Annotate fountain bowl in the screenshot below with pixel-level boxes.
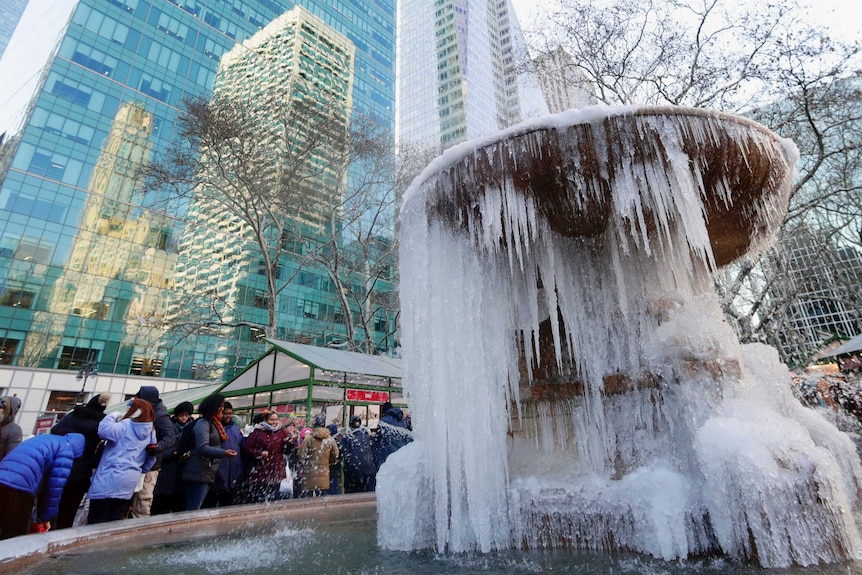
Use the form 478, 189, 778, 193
422, 105, 795, 267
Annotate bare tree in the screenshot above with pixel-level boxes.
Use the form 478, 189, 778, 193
524, 0, 862, 363
143, 88, 399, 355
281, 113, 402, 354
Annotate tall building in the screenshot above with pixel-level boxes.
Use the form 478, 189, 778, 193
0, 0, 395, 433
533, 47, 597, 113
0, 0, 28, 60
767, 229, 862, 365
396, 0, 547, 151
167, 7, 362, 377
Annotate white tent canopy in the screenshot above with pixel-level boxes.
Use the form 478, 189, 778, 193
219, 339, 402, 395
819, 333, 862, 359
105, 382, 224, 414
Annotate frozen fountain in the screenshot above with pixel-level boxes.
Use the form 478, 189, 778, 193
379, 106, 862, 568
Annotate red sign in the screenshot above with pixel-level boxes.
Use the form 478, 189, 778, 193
346, 389, 389, 403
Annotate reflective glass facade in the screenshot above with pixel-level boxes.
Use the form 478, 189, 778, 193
396, 0, 542, 151
0, 0, 396, 383
0, 0, 28, 59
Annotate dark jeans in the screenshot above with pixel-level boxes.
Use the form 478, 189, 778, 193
203, 487, 239, 508
54, 481, 89, 529
0, 484, 34, 540
185, 481, 211, 511
344, 473, 375, 494
88, 497, 131, 524
152, 492, 185, 515
241, 483, 281, 504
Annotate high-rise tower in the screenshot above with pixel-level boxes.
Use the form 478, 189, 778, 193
0, 0, 28, 60
396, 0, 547, 152
0, 0, 395, 430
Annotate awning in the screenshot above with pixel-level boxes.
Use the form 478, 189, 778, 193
816, 333, 862, 360
105, 382, 224, 415
219, 339, 402, 395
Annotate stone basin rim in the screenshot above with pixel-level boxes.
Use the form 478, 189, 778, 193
412, 104, 788, 191
0, 493, 377, 575
415, 104, 793, 268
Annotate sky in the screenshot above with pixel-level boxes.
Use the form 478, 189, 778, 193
509, 0, 860, 44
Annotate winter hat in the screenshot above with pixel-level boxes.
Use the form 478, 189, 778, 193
174, 401, 194, 417
312, 414, 327, 428
350, 415, 362, 427
380, 401, 393, 415
135, 385, 160, 405
86, 393, 112, 411
0, 396, 21, 421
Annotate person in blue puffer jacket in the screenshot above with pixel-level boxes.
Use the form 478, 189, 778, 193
87, 398, 157, 524
0, 432, 85, 540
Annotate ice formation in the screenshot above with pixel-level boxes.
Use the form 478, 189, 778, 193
377, 106, 862, 567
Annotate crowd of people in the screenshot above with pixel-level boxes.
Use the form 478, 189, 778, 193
0, 389, 413, 540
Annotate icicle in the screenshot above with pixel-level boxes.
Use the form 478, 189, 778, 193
381, 105, 861, 568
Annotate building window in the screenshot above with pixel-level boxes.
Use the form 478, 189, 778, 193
298, 271, 320, 288
192, 363, 218, 380
29, 151, 66, 180
257, 261, 283, 279
146, 228, 170, 251
52, 80, 92, 107
0, 338, 19, 365
253, 290, 270, 309
130, 357, 163, 377
58, 347, 99, 371
0, 289, 36, 309
72, 299, 113, 320
46, 390, 78, 413
302, 300, 319, 319
374, 316, 387, 333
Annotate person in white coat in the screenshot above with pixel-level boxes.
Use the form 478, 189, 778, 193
87, 398, 156, 524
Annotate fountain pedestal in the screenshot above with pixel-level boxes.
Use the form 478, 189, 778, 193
383, 105, 862, 567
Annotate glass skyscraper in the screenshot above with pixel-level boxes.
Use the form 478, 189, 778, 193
0, 0, 396, 423
396, 0, 546, 151
0, 0, 28, 60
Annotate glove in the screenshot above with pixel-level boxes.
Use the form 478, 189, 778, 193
29, 521, 50, 533
145, 443, 159, 456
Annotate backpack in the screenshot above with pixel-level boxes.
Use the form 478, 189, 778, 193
177, 418, 199, 461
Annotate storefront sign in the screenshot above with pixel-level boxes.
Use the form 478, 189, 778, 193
346, 389, 389, 403
33, 414, 57, 435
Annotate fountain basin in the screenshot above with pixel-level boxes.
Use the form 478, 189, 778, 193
0, 494, 375, 574
7, 493, 862, 575
421, 106, 795, 267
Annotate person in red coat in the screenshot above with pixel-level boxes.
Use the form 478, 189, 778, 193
241, 411, 290, 503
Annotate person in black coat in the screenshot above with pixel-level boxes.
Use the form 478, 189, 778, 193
374, 405, 414, 470
130, 385, 176, 517
182, 394, 237, 510
152, 401, 194, 515
339, 415, 376, 493
50, 393, 111, 529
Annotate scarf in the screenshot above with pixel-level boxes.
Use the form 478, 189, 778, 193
261, 421, 280, 432
211, 416, 227, 442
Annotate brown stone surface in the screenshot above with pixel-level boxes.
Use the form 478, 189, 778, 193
425, 106, 792, 268
681, 358, 742, 380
